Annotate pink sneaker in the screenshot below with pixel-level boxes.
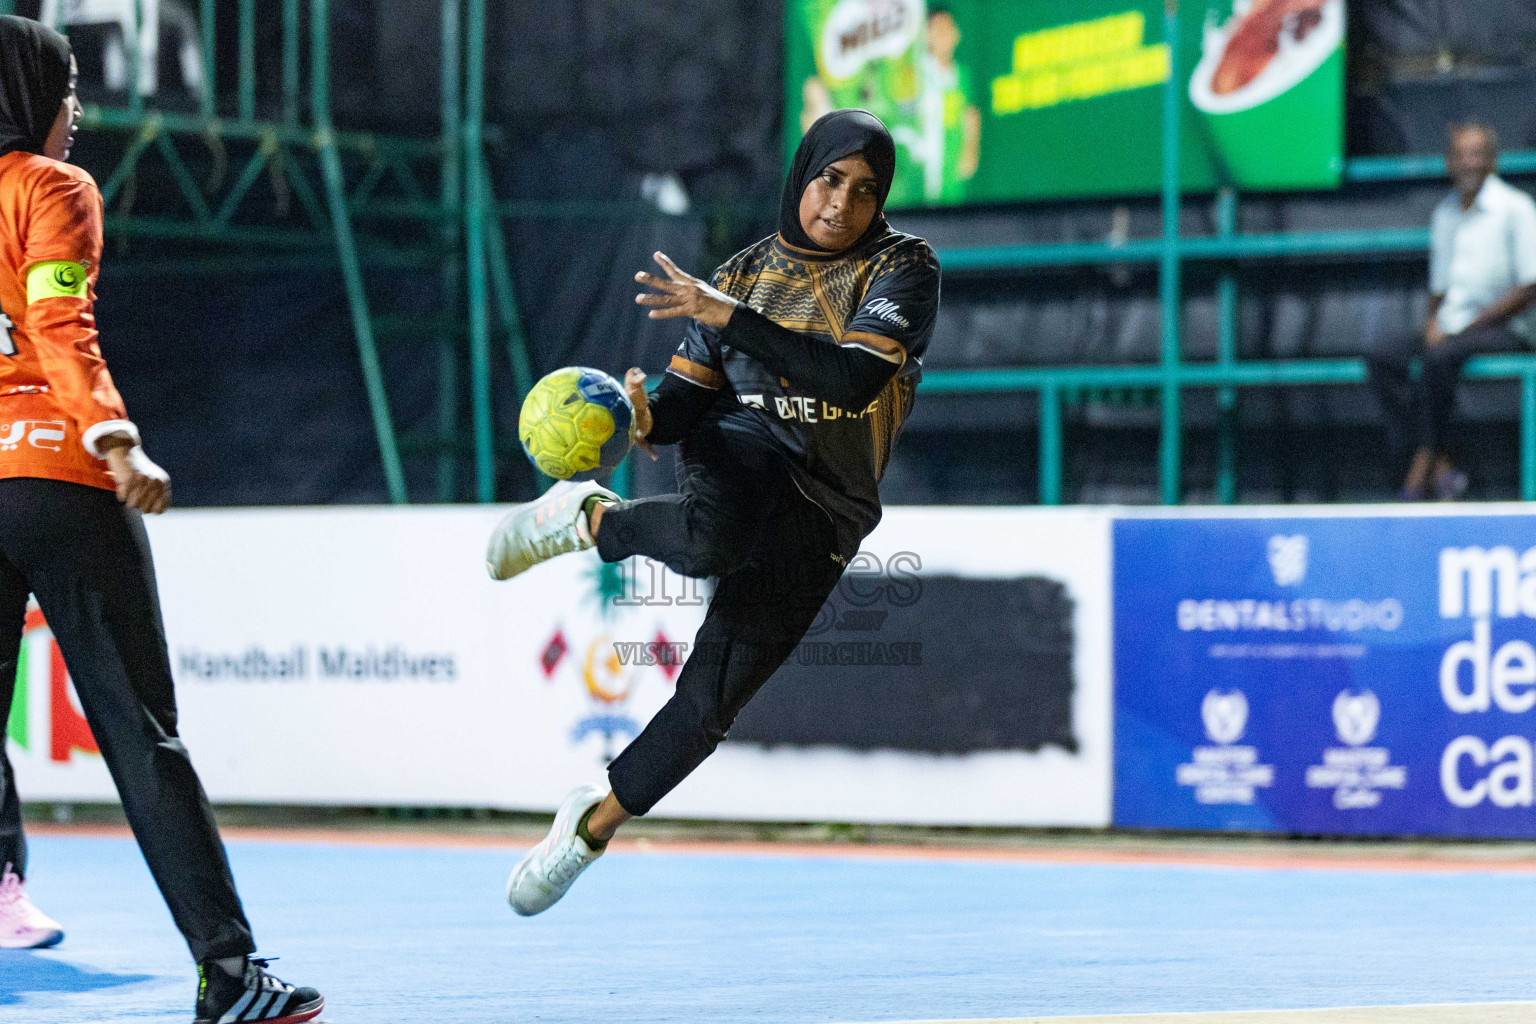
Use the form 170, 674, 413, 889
0, 863, 65, 949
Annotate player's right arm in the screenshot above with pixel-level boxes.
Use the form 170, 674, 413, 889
623, 265, 729, 453
22, 167, 170, 512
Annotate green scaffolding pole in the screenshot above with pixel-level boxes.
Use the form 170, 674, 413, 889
483, 194, 554, 496
312, 0, 407, 503
199, 0, 215, 118
1525, 371, 1536, 502
483, 157, 535, 405
1039, 386, 1063, 505
1158, 0, 1182, 506
1215, 187, 1238, 504
239, 0, 257, 121
123, 1, 142, 116
464, 0, 495, 502
437, 0, 463, 503
283, 0, 302, 126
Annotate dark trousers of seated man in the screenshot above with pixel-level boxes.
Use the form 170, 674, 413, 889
1366, 323, 1527, 458
594, 418, 846, 816
0, 478, 254, 962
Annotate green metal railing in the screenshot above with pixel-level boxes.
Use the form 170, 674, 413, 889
25, 0, 535, 505
22, 0, 1536, 507
925, 0, 1536, 506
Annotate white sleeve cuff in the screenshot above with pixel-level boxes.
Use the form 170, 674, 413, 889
83, 419, 141, 458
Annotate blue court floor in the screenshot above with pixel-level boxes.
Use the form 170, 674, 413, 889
5, 832, 1536, 1023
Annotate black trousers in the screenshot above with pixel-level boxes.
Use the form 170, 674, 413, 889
1367, 323, 1526, 455
0, 478, 254, 962
596, 422, 846, 815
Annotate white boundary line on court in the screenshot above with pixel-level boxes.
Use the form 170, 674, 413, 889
27, 824, 1536, 875
839, 999, 1536, 1023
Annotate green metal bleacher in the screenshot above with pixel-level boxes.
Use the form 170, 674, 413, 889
923, 6, 1536, 506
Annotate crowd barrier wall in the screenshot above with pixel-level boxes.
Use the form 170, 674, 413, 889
13, 502, 1531, 836
6, 507, 1113, 827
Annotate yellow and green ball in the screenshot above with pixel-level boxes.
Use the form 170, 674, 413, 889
518, 366, 635, 479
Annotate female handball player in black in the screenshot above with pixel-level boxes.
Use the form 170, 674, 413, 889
486, 109, 940, 915
0, 17, 321, 1023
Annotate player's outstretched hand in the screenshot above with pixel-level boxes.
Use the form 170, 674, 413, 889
635, 251, 738, 329
103, 444, 172, 514
625, 368, 659, 461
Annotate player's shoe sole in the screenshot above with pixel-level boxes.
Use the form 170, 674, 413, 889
193, 957, 324, 1024
0, 926, 63, 949
193, 1000, 322, 1024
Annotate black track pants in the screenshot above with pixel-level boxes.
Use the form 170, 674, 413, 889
0, 478, 254, 962
595, 423, 846, 815
1367, 323, 1526, 455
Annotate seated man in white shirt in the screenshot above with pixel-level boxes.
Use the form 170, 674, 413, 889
1368, 120, 1536, 500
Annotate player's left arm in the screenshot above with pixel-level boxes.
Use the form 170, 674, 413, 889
636, 246, 940, 410
724, 244, 939, 409
24, 174, 169, 511
22, 176, 133, 449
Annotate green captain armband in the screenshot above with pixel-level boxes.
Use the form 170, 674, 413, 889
26, 261, 89, 303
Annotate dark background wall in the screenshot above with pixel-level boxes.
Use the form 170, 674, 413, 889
27, 0, 1536, 505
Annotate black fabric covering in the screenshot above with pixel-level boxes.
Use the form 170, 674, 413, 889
92, 215, 704, 505
94, 267, 441, 505
26, 0, 1536, 506
1349, 1, 1536, 154
720, 303, 896, 410
644, 372, 717, 446
1350, 1, 1536, 72
727, 576, 1078, 755
778, 108, 895, 253
0, 15, 70, 158
1368, 322, 1526, 454
598, 428, 844, 815
0, 478, 254, 962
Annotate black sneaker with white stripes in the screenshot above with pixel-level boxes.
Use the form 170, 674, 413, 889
193, 956, 324, 1024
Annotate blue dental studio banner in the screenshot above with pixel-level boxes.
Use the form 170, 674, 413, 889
1114, 512, 1536, 838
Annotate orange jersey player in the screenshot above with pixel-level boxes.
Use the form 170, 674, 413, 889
0, 16, 322, 1024
0, 125, 141, 492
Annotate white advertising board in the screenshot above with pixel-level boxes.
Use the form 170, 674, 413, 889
5, 505, 1112, 827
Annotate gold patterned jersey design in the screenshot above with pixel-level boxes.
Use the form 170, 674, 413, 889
711, 234, 933, 483
746, 269, 828, 333
869, 374, 916, 482
714, 237, 922, 346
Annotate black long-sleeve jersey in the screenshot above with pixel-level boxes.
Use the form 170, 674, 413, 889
650, 227, 940, 559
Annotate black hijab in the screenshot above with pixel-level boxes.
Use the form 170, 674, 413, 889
0, 16, 72, 159
779, 108, 896, 255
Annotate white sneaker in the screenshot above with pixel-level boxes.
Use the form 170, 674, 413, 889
507, 784, 608, 916
0, 863, 64, 949
485, 481, 619, 581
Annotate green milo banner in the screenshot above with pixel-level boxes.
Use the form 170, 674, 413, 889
785, 0, 1345, 207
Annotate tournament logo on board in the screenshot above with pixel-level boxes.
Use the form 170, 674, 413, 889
543, 560, 687, 762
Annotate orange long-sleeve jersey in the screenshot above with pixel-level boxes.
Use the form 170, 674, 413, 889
0, 149, 134, 491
